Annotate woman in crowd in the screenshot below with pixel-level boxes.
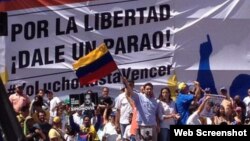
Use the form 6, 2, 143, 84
157, 87, 179, 141
214, 105, 231, 125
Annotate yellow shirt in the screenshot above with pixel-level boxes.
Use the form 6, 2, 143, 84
16, 114, 25, 128
48, 128, 64, 141
80, 125, 99, 141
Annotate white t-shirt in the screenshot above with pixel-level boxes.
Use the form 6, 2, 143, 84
186, 111, 201, 125
158, 100, 176, 129
115, 93, 132, 124
49, 97, 61, 117
73, 112, 83, 126
243, 96, 250, 116
103, 122, 118, 141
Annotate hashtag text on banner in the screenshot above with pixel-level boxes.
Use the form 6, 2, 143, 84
72, 43, 118, 86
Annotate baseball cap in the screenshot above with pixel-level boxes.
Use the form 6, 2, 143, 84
178, 82, 188, 91
53, 116, 61, 123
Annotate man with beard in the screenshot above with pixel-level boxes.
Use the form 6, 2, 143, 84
34, 110, 52, 141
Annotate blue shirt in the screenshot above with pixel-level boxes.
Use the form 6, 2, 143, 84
175, 93, 194, 125
132, 92, 158, 126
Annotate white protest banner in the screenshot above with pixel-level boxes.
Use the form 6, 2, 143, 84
0, 0, 250, 99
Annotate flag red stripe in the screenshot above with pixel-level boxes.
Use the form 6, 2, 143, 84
0, 0, 93, 12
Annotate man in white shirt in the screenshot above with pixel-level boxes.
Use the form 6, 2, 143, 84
115, 80, 134, 140
243, 89, 250, 117
46, 90, 62, 124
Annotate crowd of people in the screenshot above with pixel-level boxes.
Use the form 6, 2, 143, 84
6, 78, 250, 141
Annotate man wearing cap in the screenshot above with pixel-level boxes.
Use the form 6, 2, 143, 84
48, 116, 64, 141
175, 81, 200, 125
9, 83, 30, 114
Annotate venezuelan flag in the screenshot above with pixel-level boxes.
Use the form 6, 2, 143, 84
72, 43, 118, 86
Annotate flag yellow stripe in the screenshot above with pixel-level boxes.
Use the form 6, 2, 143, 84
72, 43, 108, 70
0, 68, 8, 85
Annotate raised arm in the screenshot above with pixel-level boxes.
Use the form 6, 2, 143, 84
193, 81, 202, 104
103, 105, 109, 125
122, 77, 133, 97
197, 95, 210, 115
